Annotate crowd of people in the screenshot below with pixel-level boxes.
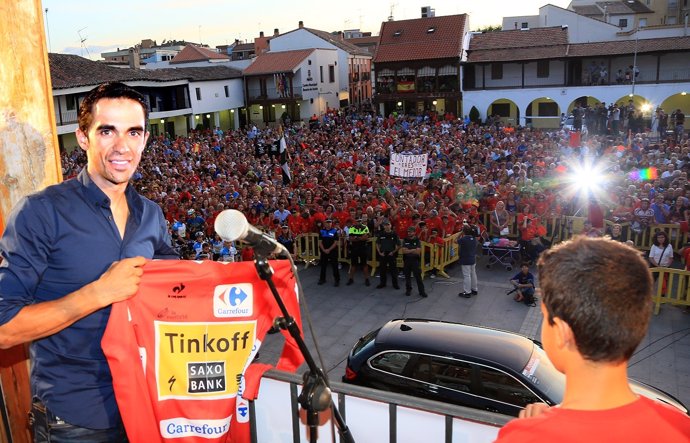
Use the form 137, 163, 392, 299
60, 103, 689, 266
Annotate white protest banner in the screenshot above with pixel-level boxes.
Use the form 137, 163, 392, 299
389, 152, 428, 178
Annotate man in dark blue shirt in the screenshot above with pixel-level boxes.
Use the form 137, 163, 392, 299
457, 224, 479, 298
0, 82, 178, 441
318, 219, 340, 286
511, 263, 536, 306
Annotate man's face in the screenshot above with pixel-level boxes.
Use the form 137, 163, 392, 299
77, 98, 149, 192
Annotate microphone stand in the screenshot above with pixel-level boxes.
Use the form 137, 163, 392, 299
253, 256, 355, 443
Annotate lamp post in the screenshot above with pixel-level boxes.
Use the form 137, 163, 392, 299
631, 27, 639, 98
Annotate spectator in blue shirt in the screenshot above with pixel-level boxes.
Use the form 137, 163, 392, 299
511, 263, 536, 306
0, 82, 178, 441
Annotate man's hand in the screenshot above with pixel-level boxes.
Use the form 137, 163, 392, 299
92, 256, 147, 307
518, 402, 551, 419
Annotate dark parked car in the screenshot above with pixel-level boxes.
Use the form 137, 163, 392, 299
343, 319, 687, 417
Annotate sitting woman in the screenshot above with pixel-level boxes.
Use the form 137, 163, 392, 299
490, 201, 512, 238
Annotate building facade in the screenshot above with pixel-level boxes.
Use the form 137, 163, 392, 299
242, 48, 339, 126
463, 27, 690, 128
267, 22, 373, 107
373, 14, 469, 117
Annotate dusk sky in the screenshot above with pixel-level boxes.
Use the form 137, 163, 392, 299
42, 0, 571, 58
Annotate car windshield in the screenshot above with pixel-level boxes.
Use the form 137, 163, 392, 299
521, 345, 565, 404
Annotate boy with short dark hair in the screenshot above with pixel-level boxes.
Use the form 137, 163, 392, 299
496, 237, 690, 442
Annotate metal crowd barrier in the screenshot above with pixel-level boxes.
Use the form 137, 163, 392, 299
295, 233, 319, 268
649, 267, 690, 314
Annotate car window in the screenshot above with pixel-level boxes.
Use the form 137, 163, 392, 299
352, 328, 379, 357
411, 355, 472, 392
476, 366, 541, 407
370, 352, 411, 375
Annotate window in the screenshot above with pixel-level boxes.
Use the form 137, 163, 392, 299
491, 103, 510, 117
66, 95, 77, 111
639, 18, 647, 28
224, 85, 229, 98
320, 66, 324, 83
370, 352, 411, 375
476, 366, 541, 407
521, 22, 529, 29
413, 356, 473, 392
427, 27, 436, 33
491, 63, 503, 80
308, 59, 312, 65
328, 65, 335, 83
393, 30, 402, 37
538, 102, 559, 116
195, 87, 201, 101
618, 18, 628, 28
537, 60, 550, 78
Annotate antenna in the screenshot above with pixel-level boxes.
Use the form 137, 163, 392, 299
44, 8, 52, 53
388, 2, 397, 21
78, 27, 91, 59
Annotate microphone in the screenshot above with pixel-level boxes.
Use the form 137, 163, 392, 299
214, 209, 288, 258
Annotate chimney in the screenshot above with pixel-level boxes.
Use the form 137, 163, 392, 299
338, 31, 344, 40
235, 39, 239, 44
260, 31, 264, 38
299, 20, 304, 28
128, 47, 140, 69
274, 28, 279, 36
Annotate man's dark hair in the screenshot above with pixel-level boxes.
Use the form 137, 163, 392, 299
537, 236, 652, 363
78, 82, 149, 133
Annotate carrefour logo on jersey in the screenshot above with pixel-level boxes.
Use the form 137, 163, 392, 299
213, 284, 253, 318
160, 416, 231, 439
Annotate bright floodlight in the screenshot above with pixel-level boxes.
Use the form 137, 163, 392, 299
568, 160, 607, 196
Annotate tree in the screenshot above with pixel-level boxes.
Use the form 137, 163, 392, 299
475, 25, 502, 33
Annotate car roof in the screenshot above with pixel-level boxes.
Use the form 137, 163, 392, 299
375, 319, 534, 371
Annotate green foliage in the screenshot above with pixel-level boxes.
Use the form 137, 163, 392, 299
475, 25, 502, 33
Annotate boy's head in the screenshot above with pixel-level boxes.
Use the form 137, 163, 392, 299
537, 237, 652, 364
520, 263, 530, 274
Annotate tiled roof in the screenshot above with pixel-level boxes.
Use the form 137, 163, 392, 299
466, 34, 690, 63
304, 28, 371, 56
169, 45, 230, 64
568, 35, 690, 57
233, 43, 254, 51
374, 14, 468, 63
242, 49, 315, 75
51, 54, 153, 89
468, 45, 569, 63
159, 65, 243, 81
572, 4, 604, 16
596, 0, 652, 14
347, 36, 380, 46
469, 27, 569, 51
619, 0, 653, 13
49, 53, 241, 89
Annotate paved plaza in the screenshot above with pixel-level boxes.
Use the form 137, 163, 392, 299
258, 255, 690, 409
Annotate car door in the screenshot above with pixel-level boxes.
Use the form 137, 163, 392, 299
472, 364, 544, 416
366, 351, 419, 394
402, 354, 479, 409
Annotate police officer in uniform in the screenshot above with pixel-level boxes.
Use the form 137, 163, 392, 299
401, 226, 427, 297
347, 217, 371, 286
318, 219, 340, 286
376, 220, 400, 289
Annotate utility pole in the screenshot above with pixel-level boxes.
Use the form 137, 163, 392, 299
44, 8, 51, 53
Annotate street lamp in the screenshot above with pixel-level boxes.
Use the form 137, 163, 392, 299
631, 27, 639, 97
